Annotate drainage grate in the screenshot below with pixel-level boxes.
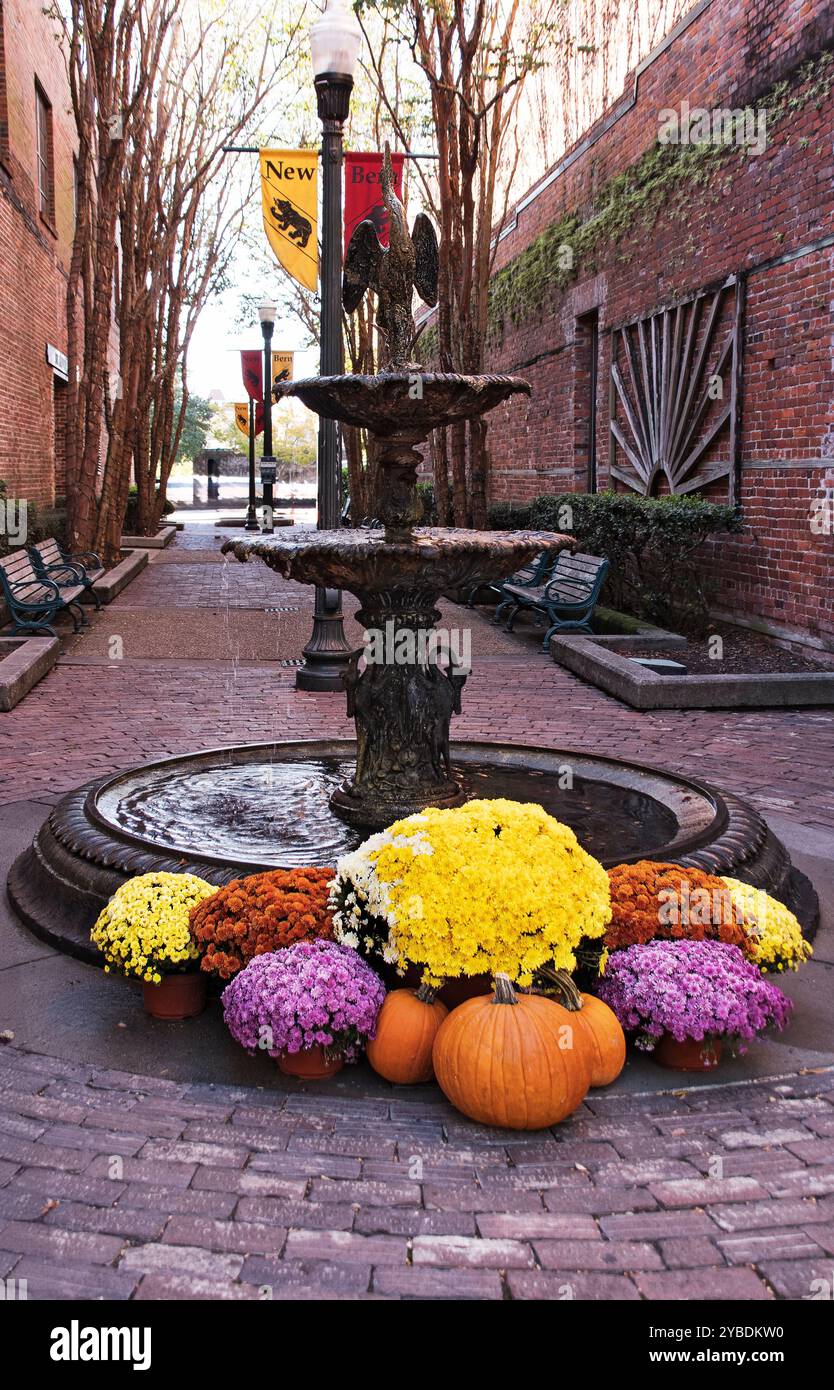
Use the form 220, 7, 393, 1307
264, 605, 300, 613
279, 658, 305, 667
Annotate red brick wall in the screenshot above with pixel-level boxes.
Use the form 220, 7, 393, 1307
484, 0, 834, 652
0, 0, 79, 508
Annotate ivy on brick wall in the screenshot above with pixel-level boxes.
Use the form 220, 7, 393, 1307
488, 491, 742, 633
487, 50, 833, 340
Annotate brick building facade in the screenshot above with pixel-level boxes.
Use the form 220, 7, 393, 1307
0, 0, 117, 511
484, 0, 834, 655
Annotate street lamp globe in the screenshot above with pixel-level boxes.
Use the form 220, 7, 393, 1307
258, 298, 277, 327
310, 0, 362, 80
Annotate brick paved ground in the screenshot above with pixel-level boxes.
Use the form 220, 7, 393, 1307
1, 526, 833, 1300
1, 1044, 833, 1300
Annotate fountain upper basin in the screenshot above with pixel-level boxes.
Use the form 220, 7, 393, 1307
222, 526, 572, 597
276, 371, 531, 441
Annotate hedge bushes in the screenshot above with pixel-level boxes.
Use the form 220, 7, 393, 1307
0, 480, 67, 559
488, 491, 741, 633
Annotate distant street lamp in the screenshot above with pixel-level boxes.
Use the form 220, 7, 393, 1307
259, 297, 277, 533
295, 0, 361, 692
245, 396, 258, 532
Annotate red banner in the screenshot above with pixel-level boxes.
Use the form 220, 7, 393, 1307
344, 151, 405, 254
241, 350, 263, 402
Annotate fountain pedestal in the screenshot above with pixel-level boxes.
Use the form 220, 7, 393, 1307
332, 590, 468, 827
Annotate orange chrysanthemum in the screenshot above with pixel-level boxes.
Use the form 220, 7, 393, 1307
606, 860, 748, 952
189, 867, 335, 979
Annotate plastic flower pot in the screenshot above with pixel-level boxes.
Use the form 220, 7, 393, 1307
276, 1046, 344, 1079
142, 972, 207, 1021
654, 1033, 723, 1071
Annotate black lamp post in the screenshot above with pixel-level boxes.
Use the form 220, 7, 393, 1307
258, 297, 277, 534
295, 0, 360, 692
245, 397, 258, 530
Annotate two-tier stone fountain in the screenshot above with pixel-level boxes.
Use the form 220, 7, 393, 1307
224, 147, 571, 829
8, 147, 817, 959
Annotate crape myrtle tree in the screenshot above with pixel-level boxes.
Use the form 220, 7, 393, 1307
359, 0, 564, 528
53, 0, 305, 562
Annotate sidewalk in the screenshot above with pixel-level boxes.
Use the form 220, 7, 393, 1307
0, 522, 833, 1300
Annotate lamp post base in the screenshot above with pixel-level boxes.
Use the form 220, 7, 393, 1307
295, 586, 355, 692
244, 507, 259, 532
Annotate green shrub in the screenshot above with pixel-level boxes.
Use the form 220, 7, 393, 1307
490, 491, 741, 633
488, 500, 534, 530
123, 486, 175, 534
0, 480, 67, 558
416, 480, 437, 524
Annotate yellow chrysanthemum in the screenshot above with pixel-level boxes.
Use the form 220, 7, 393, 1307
721, 876, 812, 973
91, 871, 215, 981
332, 798, 611, 987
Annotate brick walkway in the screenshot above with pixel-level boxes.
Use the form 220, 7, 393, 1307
1, 526, 833, 1300
1, 1045, 833, 1300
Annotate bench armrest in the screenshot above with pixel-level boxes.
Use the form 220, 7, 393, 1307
543, 575, 594, 604
41, 561, 86, 584
4, 577, 62, 607
67, 549, 102, 571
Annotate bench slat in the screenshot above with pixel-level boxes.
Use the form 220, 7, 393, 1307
33, 539, 63, 563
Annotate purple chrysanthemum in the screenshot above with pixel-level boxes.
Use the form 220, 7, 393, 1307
597, 939, 792, 1051
222, 938, 385, 1062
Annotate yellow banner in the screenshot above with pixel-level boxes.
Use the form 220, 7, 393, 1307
234, 403, 249, 435
272, 350, 294, 387
260, 150, 318, 292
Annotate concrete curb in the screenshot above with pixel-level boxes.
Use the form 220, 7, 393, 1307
0, 635, 60, 711
119, 525, 177, 549
86, 548, 148, 604
551, 634, 834, 709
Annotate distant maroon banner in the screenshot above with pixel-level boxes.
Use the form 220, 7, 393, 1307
344, 151, 405, 254
241, 350, 263, 401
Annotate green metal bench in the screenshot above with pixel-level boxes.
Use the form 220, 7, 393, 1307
30, 538, 103, 611
0, 550, 87, 637
466, 549, 557, 612
500, 551, 609, 650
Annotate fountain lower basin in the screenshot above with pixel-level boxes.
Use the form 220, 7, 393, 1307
7, 738, 818, 964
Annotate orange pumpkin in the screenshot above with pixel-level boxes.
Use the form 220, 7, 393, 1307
366, 986, 449, 1085
572, 993, 626, 1087
432, 974, 592, 1129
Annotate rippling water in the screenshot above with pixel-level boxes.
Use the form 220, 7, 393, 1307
102, 755, 678, 868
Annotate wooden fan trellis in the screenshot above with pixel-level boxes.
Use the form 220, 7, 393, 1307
609, 277, 743, 501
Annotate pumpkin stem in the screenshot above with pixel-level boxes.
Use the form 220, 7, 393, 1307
537, 966, 583, 1011
415, 982, 437, 1004
492, 972, 518, 1005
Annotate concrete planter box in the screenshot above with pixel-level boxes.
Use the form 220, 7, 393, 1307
0, 636, 60, 711
551, 633, 834, 710
119, 524, 176, 549
87, 547, 148, 604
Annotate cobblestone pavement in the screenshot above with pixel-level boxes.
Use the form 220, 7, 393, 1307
1, 527, 833, 1300
1, 1045, 833, 1300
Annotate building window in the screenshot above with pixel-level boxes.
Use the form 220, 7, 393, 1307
35, 80, 55, 224
0, 2, 10, 169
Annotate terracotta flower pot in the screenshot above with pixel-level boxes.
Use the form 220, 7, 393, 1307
654, 1032, 723, 1071
142, 971, 207, 1020
276, 1045, 344, 1079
